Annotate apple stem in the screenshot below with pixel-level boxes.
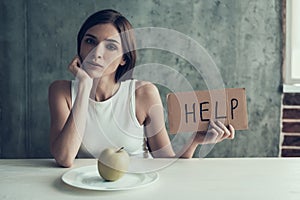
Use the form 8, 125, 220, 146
117, 147, 124, 153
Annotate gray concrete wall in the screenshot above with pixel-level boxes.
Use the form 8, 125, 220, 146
0, 0, 283, 158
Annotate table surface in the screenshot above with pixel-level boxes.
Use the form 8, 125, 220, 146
1, 158, 300, 200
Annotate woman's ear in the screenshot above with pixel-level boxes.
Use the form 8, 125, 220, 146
120, 57, 126, 66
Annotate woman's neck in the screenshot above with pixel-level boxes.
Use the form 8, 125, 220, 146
90, 76, 120, 102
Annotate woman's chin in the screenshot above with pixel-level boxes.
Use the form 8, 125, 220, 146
89, 72, 103, 79
83, 66, 103, 78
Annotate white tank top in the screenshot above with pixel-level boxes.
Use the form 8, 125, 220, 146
71, 79, 151, 158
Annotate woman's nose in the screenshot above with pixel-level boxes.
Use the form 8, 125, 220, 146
93, 43, 104, 60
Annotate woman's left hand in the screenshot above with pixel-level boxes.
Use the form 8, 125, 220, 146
193, 121, 235, 145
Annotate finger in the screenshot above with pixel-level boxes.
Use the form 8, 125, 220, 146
68, 57, 77, 69
206, 129, 219, 144
209, 120, 224, 135
228, 124, 235, 139
216, 121, 230, 138
215, 128, 225, 141
75, 55, 82, 67
68, 57, 81, 76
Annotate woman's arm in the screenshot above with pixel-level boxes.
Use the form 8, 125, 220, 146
135, 81, 235, 158
48, 57, 92, 167
135, 82, 175, 157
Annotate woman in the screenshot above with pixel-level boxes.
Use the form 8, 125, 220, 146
48, 9, 235, 167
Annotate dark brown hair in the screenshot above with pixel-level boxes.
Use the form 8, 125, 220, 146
77, 9, 136, 81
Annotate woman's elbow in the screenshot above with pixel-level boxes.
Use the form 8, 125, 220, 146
56, 158, 73, 168
51, 150, 74, 168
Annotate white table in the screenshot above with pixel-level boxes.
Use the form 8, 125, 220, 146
1, 158, 300, 200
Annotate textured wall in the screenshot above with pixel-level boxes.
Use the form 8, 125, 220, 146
0, 0, 283, 158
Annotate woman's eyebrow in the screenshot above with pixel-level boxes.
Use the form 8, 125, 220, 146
105, 38, 120, 44
84, 33, 97, 39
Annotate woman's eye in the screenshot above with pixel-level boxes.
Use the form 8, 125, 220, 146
106, 43, 118, 51
85, 38, 97, 45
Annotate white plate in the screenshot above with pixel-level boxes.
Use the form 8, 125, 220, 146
61, 165, 159, 191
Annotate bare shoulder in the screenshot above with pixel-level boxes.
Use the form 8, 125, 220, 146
49, 80, 71, 95
48, 80, 72, 108
135, 80, 160, 101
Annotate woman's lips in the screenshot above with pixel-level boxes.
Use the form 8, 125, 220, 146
85, 61, 104, 68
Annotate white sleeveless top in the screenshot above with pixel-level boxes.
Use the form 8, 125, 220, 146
71, 79, 151, 158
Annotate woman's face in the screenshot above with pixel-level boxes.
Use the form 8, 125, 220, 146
80, 23, 125, 79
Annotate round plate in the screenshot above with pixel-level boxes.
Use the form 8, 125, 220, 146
61, 165, 159, 191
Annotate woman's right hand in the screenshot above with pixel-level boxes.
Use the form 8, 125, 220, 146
68, 56, 93, 87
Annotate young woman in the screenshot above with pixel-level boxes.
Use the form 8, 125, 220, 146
48, 9, 235, 167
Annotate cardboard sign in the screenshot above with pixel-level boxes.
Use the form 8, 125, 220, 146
167, 88, 248, 134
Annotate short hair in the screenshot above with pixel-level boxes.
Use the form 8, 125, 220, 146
77, 9, 136, 82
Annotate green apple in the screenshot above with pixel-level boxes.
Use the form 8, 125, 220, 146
97, 147, 130, 181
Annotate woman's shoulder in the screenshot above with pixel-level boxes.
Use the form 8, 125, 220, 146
49, 80, 71, 93
135, 80, 159, 98
48, 80, 72, 102
135, 80, 162, 107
